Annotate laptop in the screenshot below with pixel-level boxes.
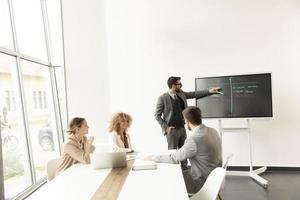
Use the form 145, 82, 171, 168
91, 151, 127, 169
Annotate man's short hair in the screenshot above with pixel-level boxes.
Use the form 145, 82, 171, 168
182, 106, 202, 125
167, 76, 181, 89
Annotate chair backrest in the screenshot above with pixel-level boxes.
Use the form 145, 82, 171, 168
222, 154, 233, 170
190, 167, 226, 200
46, 158, 61, 181
218, 154, 233, 193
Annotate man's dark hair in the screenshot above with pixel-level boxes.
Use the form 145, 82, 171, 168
167, 76, 181, 89
182, 106, 202, 125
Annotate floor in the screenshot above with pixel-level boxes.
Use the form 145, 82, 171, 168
220, 171, 300, 200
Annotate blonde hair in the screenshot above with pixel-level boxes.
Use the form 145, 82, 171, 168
67, 117, 86, 135
108, 112, 132, 133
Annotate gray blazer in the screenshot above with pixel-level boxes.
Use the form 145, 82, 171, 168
153, 124, 222, 182
154, 89, 211, 135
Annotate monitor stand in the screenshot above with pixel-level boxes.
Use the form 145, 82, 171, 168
219, 119, 268, 188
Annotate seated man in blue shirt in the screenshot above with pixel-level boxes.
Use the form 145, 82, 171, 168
145, 106, 222, 194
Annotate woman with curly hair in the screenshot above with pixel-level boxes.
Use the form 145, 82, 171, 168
109, 112, 134, 153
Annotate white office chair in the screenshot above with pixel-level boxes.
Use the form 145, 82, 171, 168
46, 158, 61, 181
217, 154, 233, 200
190, 167, 226, 200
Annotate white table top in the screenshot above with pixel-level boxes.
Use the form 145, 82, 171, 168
118, 162, 189, 200
27, 153, 188, 200
27, 164, 111, 200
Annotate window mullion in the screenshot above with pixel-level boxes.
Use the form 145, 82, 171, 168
59, 0, 69, 127
52, 67, 64, 153
7, 0, 19, 52
40, 0, 63, 154
0, 47, 50, 67
16, 56, 37, 185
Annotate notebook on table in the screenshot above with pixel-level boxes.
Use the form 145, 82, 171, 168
132, 160, 157, 171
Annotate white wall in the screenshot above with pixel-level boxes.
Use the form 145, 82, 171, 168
105, 0, 300, 166
63, 0, 300, 166
61, 0, 110, 143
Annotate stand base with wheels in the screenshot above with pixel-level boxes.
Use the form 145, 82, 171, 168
219, 119, 268, 189
227, 166, 268, 188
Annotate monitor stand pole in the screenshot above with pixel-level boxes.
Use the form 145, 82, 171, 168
219, 119, 268, 188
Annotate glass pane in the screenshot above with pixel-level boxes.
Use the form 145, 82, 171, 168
0, 0, 14, 49
46, 0, 64, 66
12, 0, 47, 60
54, 67, 67, 137
20, 60, 60, 181
0, 54, 32, 199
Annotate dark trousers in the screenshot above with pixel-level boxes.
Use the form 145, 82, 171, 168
182, 169, 206, 194
166, 127, 188, 169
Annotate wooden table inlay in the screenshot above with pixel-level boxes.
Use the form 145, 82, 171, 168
90, 159, 135, 200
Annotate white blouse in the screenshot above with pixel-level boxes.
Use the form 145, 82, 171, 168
110, 131, 133, 153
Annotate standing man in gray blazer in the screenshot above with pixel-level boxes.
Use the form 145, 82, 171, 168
154, 76, 220, 169
148, 106, 222, 194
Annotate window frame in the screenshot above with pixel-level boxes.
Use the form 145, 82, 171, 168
0, 0, 67, 199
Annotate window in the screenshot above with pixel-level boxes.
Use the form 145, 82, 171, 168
0, 55, 32, 198
4, 90, 16, 111
0, 0, 14, 49
12, 0, 48, 60
21, 60, 61, 181
33, 91, 37, 109
32, 90, 47, 110
0, 0, 66, 199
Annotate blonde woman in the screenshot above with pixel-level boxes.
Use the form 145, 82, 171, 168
109, 112, 134, 153
55, 117, 95, 176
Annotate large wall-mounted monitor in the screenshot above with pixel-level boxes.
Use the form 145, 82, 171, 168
195, 73, 273, 118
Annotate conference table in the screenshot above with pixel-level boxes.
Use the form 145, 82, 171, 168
27, 154, 189, 200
